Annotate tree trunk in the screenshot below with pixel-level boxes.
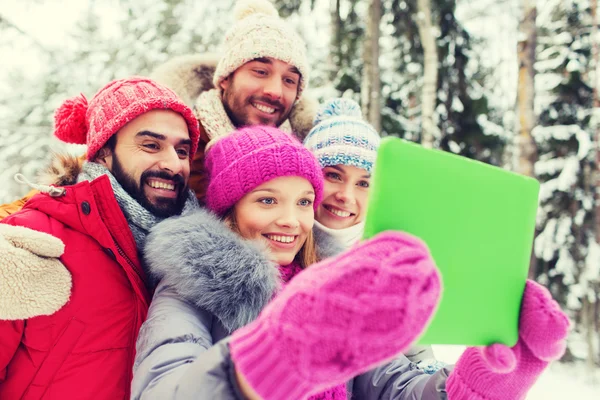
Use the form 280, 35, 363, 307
361, 0, 381, 132
328, 0, 342, 83
516, 0, 538, 177
415, 0, 438, 148
591, 0, 600, 368
591, 0, 600, 246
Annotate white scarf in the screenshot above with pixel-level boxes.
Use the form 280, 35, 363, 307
195, 89, 293, 148
314, 220, 365, 250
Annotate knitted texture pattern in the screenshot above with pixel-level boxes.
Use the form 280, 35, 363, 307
204, 126, 324, 216
304, 98, 381, 173
278, 262, 347, 400
53, 77, 200, 161
213, 0, 309, 97
196, 88, 293, 150
230, 231, 442, 400
446, 280, 570, 400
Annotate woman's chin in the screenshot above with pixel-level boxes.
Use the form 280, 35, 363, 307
273, 254, 295, 266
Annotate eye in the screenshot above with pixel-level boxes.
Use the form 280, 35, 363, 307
176, 148, 190, 158
325, 172, 342, 181
259, 197, 276, 205
298, 198, 313, 207
253, 69, 267, 76
284, 77, 298, 86
142, 143, 159, 150
357, 180, 370, 188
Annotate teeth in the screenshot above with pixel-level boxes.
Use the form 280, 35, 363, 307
329, 207, 351, 218
148, 181, 175, 191
253, 103, 276, 114
267, 235, 295, 243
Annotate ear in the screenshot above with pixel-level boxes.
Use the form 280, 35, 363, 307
94, 146, 113, 169
220, 75, 230, 91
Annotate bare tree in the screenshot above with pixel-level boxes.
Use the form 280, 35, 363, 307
415, 0, 438, 148
361, 0, 381, 131
515, 0, 537, 177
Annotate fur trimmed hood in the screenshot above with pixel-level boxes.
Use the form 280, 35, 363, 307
143, 207, 343, 332
149, 54, 318, 140
37, 153, 85, 187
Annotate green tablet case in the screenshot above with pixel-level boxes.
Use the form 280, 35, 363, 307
363, 137, 540, 346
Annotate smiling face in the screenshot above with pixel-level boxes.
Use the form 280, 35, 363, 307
316, 165, 371, 230
233, 176, 315, 266
220, 57, 300, 128
97, 109, 192, 218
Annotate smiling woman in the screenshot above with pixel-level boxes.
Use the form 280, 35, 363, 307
228, 176, 315, 266
204, 125, 324, 270
304, 98, 381, 247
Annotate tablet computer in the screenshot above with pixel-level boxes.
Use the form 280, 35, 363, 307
363, 137, 540, 346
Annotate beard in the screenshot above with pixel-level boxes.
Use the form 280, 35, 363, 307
110, 154, 188, 218
222, 83, 292, 128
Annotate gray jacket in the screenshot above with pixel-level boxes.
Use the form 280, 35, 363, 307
132, 208, 452, 399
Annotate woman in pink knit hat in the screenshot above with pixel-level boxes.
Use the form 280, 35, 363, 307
132, 126, 569, 400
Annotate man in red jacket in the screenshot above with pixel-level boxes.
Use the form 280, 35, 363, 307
0, 77, 200, 399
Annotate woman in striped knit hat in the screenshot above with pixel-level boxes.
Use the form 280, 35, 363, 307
303, 98, 381, 248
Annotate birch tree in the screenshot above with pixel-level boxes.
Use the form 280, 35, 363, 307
361, 0, 382, 131
328, 0, 343, 83
415, 0, 438, 148
516, 0, 537, 177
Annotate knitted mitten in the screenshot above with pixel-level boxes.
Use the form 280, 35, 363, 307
0, 224, 71, 319
230, 231, 442, 400
447, 280, 570, 400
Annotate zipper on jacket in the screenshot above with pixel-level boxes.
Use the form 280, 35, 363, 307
114, 243, 144, 284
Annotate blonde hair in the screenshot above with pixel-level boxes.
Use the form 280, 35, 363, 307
223, 208, 319, 269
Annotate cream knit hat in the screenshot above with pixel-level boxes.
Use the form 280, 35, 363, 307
213, 0, 309, 98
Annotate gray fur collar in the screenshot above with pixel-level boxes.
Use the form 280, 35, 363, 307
144, 207, 343, 332
149, 54, 318, 140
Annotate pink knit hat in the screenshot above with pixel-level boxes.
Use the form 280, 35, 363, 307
53, 76, 201, 161
205, 126, 324, 216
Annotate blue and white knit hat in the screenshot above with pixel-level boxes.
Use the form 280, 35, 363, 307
303, 98, 381, 173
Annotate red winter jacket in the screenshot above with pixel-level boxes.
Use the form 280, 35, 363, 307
0, 174, 150, 399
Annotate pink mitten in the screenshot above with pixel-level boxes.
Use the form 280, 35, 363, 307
447, 280, 570, 400
230, 231, 442, 400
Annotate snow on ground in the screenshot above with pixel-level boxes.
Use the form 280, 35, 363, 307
433, 345, 600, 399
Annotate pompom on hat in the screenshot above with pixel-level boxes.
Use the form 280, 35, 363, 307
213, 0, 309, 98
304, 98, 381, 173
205, 126, 324, 216
53, 77, 201, 161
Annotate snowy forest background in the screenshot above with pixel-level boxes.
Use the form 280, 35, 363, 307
1, 0, 600, 391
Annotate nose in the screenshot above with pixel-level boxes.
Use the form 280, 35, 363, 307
158, 148, 184, 176
276, 205, 300, 229
334, 183, 356, 205
263, 76, 283, 100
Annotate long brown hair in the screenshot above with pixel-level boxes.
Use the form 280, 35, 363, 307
223, 208, 319, 269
